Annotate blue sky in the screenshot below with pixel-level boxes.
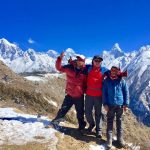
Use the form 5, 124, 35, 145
0, 0, 150, 56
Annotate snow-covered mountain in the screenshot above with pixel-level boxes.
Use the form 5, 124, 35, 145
125, 46, 150, 126
0, 38, 23, 63
0, 39, 73, 73
102, 43, 137, 70
0, 38, 150, 126
0, 39, 86, 73
47, 49, 59, 58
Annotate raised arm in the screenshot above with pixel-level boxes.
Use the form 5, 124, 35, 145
55, 52, 70, 73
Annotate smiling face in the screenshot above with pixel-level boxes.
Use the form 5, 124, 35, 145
93, 59, 102, 67
76, 60, 85, 68
110, 67, 119, 77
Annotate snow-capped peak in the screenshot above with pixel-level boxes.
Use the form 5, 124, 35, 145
111, 43, 122, 52
47, 50, 58, 55
0, 38, 23, 61
139, 45, 150, 53
27, 48, 36, 54
109, 43, 124, 59
26, 48, 36, 61
65, 48, 75, 54
0, 38, 17, 47
47, 50, 58, 58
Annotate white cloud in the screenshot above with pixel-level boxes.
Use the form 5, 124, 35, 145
28, 38, 35, 44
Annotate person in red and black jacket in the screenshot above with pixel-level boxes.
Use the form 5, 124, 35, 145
51, 52, 87, 131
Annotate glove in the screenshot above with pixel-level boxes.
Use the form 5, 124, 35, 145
117, 70, 128, 77
68, 56, 72, 63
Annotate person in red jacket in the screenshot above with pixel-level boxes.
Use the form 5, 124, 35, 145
51, 52, 87, 131
85, 55, 107, 138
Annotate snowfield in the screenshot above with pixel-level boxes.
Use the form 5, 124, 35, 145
24, 73, 64, 82
0, 108, 58, 146
24, 76, 46, 82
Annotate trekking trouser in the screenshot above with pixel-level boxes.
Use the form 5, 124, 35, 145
85, 95, 102, 132
107, 106, 123, 143
54, 95, 86, 128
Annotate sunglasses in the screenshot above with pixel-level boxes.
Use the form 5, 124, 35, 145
94, 59, 101, 63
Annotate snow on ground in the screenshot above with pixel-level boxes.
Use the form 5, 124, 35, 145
89, 144, 108, 150
89, 136, 140, 150
48, 100, 58, 107
43, 97, 58, 107
0, 108, 141, 150
0, 108, 58, 146
24, 76, 46, 82
89, 143, 140, 150
24, 73, 64, 82
44, 73, 64, 79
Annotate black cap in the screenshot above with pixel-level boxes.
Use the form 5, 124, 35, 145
93, 55, 103, 61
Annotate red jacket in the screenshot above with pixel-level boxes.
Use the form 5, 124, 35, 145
55, 57, 87, 98
86, 66, 103, 96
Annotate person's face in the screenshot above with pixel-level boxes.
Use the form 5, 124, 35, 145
76, 60, 85, 68
93, 59, 102, 67
110, 67, 119, 77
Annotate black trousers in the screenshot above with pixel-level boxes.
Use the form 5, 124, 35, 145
107, 106, 123, 141
54, 95, 86, 129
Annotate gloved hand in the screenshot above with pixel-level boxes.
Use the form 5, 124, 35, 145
117, 70, 128, 77
68, 56, 72, 63
59, 51, 65, 58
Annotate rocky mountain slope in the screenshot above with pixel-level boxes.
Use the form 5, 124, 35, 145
0, 61, 150, 150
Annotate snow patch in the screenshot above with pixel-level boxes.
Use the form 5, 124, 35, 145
0, 108, 58, 146
44, 73, 63, 78
43, 97, 58, 107
89, 144, 108, 150
24, 76, 46, 82
138, 65, 147, 77
49, 100, 58, 107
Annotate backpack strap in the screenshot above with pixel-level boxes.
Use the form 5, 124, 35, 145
87, 65, 92, 73
101, 67, 108, 75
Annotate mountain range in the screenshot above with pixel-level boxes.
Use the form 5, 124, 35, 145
0, 38, 150, 126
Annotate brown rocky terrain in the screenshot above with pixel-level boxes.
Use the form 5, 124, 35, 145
0, 60, 150, 150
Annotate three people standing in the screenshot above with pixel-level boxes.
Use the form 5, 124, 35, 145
52, 52, 129, 148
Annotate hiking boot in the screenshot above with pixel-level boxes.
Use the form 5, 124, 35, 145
87, 124, 95, 132
78, 121, 86, 132
96, 131, 102, 139
117, 139, 126, 148
50, 119, 61, 128
45, 119, 59, 128
117, 134, 126, 148
107, 131, 112, 149
78, 127, 85, 134
107, 141, 112, 149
